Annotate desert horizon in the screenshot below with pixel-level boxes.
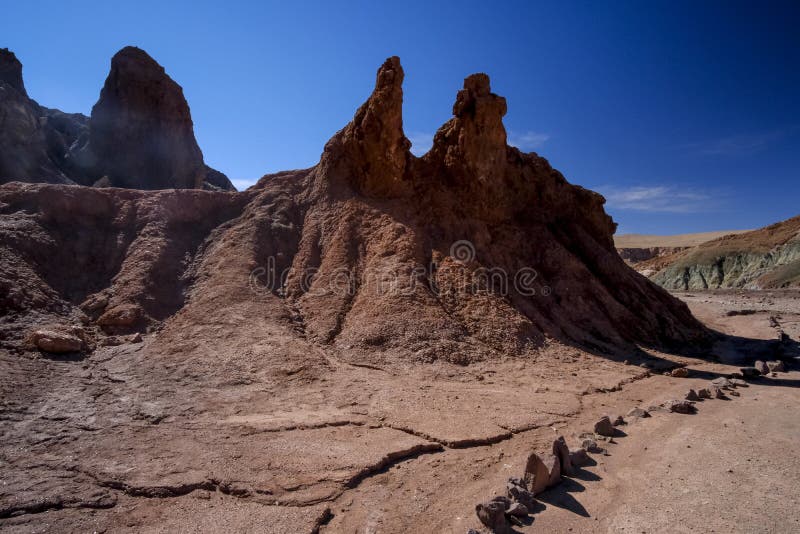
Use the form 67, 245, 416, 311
1, 2, 799, 533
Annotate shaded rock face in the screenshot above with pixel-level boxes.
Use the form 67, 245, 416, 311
0, 47, 233, 191
0, 56, 707, 364
0, 49, 87, 185
70, 47, 232, 190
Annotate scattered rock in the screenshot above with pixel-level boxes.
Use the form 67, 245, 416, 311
506, 502, 528, 518
28, 329, 84, 353
542, 453, 562, 488
581, 439, 601, 453
476, 499, 511, 534
626, 407, 650, 419
712, 386, 726, 399
730, 378, 748, 388
552, 436, 574, 476
128, 332, 143, 343
711, 377, 733, 389
612, 415, 625, 426
506, 478, 535, 510
664, 400, 696, 414
754, 360, 769, 375
685, 389, 700, 401
671, 367, 689, 378
697, 388, 712, 399
767, 361, 786, 373
739, 367, 760, 379
729, 390, 740, 397
523, 452, 551, 495
594, 415, 615, 437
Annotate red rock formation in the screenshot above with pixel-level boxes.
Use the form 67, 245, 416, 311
71, 47, 233, 190
0, 57, 707, 362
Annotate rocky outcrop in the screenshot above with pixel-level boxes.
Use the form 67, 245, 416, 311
651, 216, 800, 289
0, 49, 87, 185
617, 246, 688, 264
0, 56, 708, 362
0, 47, 233, 191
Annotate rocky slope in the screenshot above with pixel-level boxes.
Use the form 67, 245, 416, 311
650, 215, 800, 289
0, 47, 233, 190
0, 56, 707, 362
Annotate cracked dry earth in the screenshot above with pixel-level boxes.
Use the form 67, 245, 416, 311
2, 291, 799, 533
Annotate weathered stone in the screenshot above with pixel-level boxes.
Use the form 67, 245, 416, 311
730, 378, 748, 388
476, 499, 511, 533
542, 453, 561, 488
729, 390, 741, 397
581, 439, 601, 453
28, 329, 84, 353
506, 477, 535, 510
612, 415, 625, 426
506, 502, 528, 517
754, 360, 769, 375
552, 436, 574, 476
627, 407, 650, 419
664, 400, 696, 414
711, 377, 733, 389
523, 452, 551, 495
671, 367, 689, 378
594, 415, 615, 437
685, 389, 700, 401
712, 386, 726, 399
697, 388, 712, 399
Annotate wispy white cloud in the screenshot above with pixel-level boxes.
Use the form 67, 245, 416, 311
598, 185, 717, 213
231, 178, 257, 191
682, 129, 791, 156
508, 130, 550, 151
408, 132, 434, 156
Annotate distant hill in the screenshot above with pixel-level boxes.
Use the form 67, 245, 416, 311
622, 217, 800, 289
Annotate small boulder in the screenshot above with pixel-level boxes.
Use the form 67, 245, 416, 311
665, 400, 696, 414
594, 416, 615, 437
506, 478, 535, 510
476, 500, 511, 534
739, 367, 760, 379
767, 361, 786, 373
711, 377, 733, 389
552, 436, 574, 476
626, 407, 650, 419
542, 453, 562, 488
28, 329, 84, 353
730, 378, 748, 388
685, 389, 700, 401
581, 438, 601, 453
671, 367, 689, 378
506, 502, 528, 518
523, 452, 551, 495
697, 388, 712, 399
754, 360, 769, 375
612, 415, 625, 426
712, 386, 726, 399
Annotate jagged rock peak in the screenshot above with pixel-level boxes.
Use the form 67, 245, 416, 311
78, 46, 233, 190
428, 72, 508, 187
323, 56, 411, 198
0, 48, 26, 96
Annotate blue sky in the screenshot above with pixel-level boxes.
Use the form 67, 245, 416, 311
2, 0, 798, 234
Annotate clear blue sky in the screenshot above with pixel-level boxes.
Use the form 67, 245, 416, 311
2, 0, 798, 234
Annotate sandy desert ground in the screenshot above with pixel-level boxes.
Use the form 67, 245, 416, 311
1, 289, 797, 533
